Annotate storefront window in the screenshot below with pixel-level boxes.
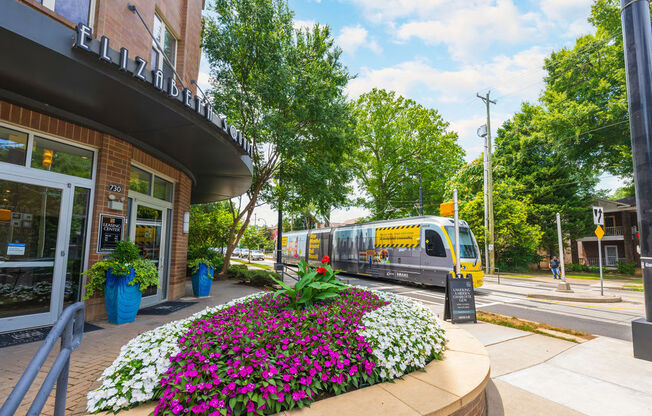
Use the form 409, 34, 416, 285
31, 136, 93, 179
153, 176, 173, 202
0, 126, 28, 166
130, 166, 152, 194
36, 0, 92, 26
152, 14, 177, 79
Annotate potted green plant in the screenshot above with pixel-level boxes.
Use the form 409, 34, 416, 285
188, 257, 216, 297
83, 240, 159, 324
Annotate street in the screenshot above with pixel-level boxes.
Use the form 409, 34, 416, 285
248, 258, 644, 340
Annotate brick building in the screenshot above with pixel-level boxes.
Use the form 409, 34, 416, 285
0, 0, 252, 331
576, 197, 639, 268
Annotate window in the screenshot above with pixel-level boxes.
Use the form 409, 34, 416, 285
0, 126, 28, 166
129, 166, 152, 195
153, 176, 173, 202
129, 165, 174, 202
38, 0, 93, 25
444, 227, 478, 259
151, 14, 177, 78
31, 136, 94, 179
425, 229, 446, 257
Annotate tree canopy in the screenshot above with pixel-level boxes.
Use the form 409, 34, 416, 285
202, 0, 353, 272
351, 89, 465, 220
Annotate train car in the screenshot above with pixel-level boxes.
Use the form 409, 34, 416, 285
279, 216, 483, 288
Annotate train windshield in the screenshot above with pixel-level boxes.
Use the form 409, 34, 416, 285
444, 227, 478, 259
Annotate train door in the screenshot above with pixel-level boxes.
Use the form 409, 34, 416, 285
420, 226, 450, 286
332, 228, 356, 274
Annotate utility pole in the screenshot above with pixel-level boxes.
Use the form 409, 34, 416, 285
477, 91, 496, 274
555, 213, 572, 292
419, 173, 423, 216
621, 0, 652, 361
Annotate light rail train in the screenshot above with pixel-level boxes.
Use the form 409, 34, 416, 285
280, 216, 484, 288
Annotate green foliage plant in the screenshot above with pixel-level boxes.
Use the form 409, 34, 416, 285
227, 264, 249, 279
269, 256, 347, 309
83, 240, 159, 299
616, 261, 636, 275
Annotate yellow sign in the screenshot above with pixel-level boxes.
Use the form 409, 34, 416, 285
281, 236, 287, 247
595, 225, 605, 240
440, 201, 454, 217
375, 225, 420, 248
308, 233, 320, 260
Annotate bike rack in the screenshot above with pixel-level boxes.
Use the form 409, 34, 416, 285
0, 302, 85, 416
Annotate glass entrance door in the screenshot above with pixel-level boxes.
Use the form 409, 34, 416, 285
129, 201, 168, 307
0, 175, 70, 331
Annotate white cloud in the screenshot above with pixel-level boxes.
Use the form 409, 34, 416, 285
346, 46, 549, 103
395, 1, 541, 61
540, 0, 592, 22
336, 25, 382, 55
293, 19, 316, 31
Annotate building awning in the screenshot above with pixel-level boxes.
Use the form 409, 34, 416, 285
0, 1, 252, 203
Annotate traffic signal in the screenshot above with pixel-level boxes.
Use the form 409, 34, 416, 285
440, 201, 454, 217
42, 149, 53, 168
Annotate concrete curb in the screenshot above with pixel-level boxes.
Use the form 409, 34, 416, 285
527, 293, 622, 303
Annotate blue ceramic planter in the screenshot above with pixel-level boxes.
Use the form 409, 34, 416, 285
191, 263, 214, 297
104, 268, 142, 324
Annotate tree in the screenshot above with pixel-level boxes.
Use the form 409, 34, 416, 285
240, 226, 272, 250
539, 0, 633, 177
203, 0, 353, 274
351, 89, 465, 220
494, 103, 597, 255
188, 202, 234, 252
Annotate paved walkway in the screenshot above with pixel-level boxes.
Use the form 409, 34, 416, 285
0, 280, 260, 416
460, 321, 652, 416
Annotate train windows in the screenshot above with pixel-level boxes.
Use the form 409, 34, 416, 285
445, 227, 478, 259
425, 229, 446, 257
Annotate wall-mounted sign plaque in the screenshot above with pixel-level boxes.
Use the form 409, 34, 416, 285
97, 214, 124, 253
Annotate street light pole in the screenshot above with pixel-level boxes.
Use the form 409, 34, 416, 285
477, 124, 490, 274
477, 92, 496, 274
419, 173, 423, 216
621, 0, 652, 361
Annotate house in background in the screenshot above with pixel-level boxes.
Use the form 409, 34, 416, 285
576, 197, 639, 267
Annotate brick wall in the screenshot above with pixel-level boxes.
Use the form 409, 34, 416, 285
0, 100, 192, 321
18, 0, 203, 94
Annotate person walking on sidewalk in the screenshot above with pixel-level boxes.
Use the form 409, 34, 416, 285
549, 256, 561, 279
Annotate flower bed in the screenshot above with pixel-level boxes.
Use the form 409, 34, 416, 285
87, 288, 446, 415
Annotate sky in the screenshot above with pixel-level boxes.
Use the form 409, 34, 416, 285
197, 0, 626, 226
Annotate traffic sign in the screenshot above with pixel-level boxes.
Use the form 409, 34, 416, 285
595, 225, 605, 240
592, 206, 604, 225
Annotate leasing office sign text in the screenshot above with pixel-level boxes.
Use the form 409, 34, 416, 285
73, 23, 251, 156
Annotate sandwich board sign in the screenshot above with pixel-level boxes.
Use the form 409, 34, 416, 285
592, 206, 604, 226
444, 274, 477, 323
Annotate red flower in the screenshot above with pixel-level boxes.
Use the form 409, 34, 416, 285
321, 256, 330, 264
316, 266, 327, 275
294, 253, 299, 258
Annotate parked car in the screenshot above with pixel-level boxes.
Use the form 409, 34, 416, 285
241, 249, 250, 258
250, 250, 265, 261
233, 248, 241, 257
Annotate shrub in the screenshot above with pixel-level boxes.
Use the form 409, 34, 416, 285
243, 270, 281, 287
587, 265, 600, 274
187, 246, 223, 275
112, 240, 141, 263
227, 264, 249, 279
616, 261, 636, 275
566, 263, 590, 273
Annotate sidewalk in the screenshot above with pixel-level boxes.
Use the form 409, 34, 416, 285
487, 272, 641, 290
458, 321, 652, 415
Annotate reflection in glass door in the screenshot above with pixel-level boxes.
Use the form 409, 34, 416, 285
0, 177, 68, 331
129, 202, 167, 306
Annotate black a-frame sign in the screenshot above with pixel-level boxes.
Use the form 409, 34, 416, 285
444, 274, 477, 323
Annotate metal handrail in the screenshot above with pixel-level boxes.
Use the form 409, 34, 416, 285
0, 302, 85, 416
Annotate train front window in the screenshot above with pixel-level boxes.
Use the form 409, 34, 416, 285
425, 229, 447, 257
445, 227, 477, 259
